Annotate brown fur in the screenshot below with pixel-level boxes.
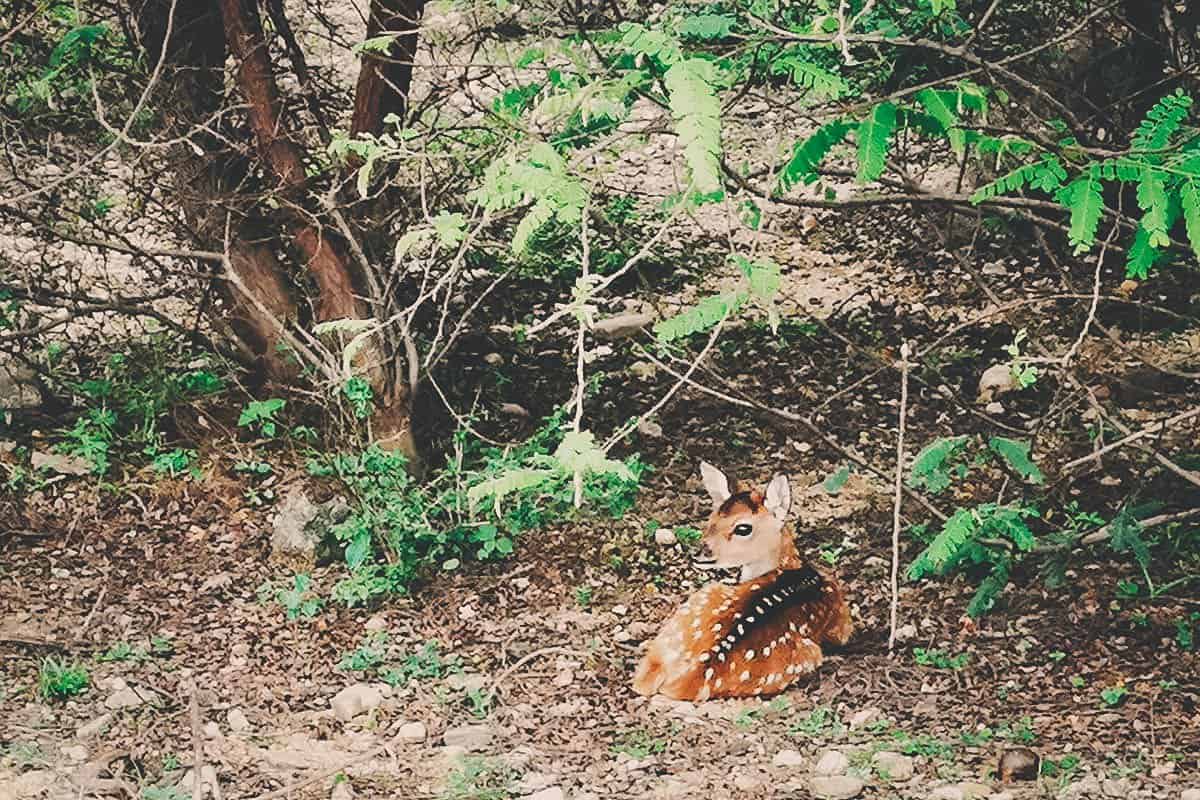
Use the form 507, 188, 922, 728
633, 470, 852, 700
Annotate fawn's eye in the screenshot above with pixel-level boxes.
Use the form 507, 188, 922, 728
733, 523, 753, 537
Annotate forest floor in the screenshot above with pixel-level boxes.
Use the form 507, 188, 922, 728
2, 200, 1199, 798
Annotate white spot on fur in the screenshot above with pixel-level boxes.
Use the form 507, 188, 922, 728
740, 670, 750, 681
705, 668, 714, 679
745, 649, 755, 660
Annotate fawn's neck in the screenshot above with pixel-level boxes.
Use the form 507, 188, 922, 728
738, 532, 803, 582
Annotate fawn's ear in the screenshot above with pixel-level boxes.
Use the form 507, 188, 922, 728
699, 461, 732, 505
764, 473, 792, 519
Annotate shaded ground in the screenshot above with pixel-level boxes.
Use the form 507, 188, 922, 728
1, 433, 1197, 799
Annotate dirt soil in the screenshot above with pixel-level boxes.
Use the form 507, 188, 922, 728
1, 443, 1197, 800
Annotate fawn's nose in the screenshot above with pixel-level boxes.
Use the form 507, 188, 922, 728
692, 537, 720, 570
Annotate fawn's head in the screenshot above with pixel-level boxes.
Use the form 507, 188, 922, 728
694, 461, 794, 581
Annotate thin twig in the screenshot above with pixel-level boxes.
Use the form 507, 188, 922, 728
190, 680, 203, 800
249, 746, 388, 800
888, 342, 910, 655
1061, 407, 1200, 472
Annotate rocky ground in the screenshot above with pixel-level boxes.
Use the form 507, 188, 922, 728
1, 446, 1198, 800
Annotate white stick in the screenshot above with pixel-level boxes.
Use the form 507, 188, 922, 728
888, 341, 910, 654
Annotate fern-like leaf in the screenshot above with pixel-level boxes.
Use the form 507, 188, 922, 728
1180, 178, 1200, 263
664, 59, 724, 199
971, 163, 1038, 204
1062, 173, 1104, 255
988, 437, 1044, 484
916, 89, 965, 155
856, 102, 898, 183
778, 120, 854, 191
786, 60, 848, 99
678, 13, 736, 40
908, 507, 978, 579
967, 561, 1010, 618
1131, 90, 1193, 151
654, 293, 745, 342
908, 435, 969, 494
1136, 167, 1171, 248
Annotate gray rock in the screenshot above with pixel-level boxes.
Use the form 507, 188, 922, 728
592, 312, 654, 340
930, 787, 965, 800
446, 673, 489, 694
1063, 777, 1102, 799
178, 766, 220, 800
524, 789, 564, 800
978, 363, 1017, 403
1180, 790, 1200, 800
1102, 779, 1130, 798
0, 360, 40, 410
330, 779, 355, 800
76, 713, 112, 740
872, 751, 914, 781
813, 749, 850, 776
105, 685, 157, 710
396, 721, 426, 742
848, 707, 881, 729
654, 528, 676, 546
203, 721, 221, 739
270, 488, 350, 570
61, 744, 88, 762
227, 708, 250, 733
809, 775, 864, 799
772, 749, 805, 768
443, 724, 494, 751
32, 450, 92, 476
933, 783, 991, 800
330, 684, 383, 721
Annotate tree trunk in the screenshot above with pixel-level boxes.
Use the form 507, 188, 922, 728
137, 0, 419, 460
351, 0, 427, 135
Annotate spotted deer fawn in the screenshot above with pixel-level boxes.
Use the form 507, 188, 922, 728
633, 462, 851, 700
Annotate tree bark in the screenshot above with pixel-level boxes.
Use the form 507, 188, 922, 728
350, 0, 427, 135
215, 0, 416, 459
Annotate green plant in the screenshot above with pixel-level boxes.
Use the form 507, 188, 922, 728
913, 648, 970, 670
338, 632, 389, 673
310, 409, 644, 605
1002, 329, 1039, 389
257, 574, 324, 620
149, 448, 196, 478
238, 398, 285, 437
440, 755, 516, 800
1100, 684, 1128, 707
789, 706, 841, 738
1176, 613, 1199, 650
611, 728, 669, 759
97, 641, 146, 663
38, 657, 89, 700
674, 525, 702, 545
573, 586, 593, 608
1041, 754, 1081, 786
890, 731, 956, 760
1070, 675, 1087, 689
465, 687, 492, 719
142, 787, 189, 800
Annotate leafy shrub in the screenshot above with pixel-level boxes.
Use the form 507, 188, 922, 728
310, 409, 645, 604
38, 657, 88, 700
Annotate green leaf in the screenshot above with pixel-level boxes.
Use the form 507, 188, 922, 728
916, 89, 965, 155
664, 59, 724, 198
1135, 167, 1171, 248
1109, 509, 1150, 574
967, 561, 1010, 618
988, 437, 1044, 484
678, 13, 736, 40
783, 60, 849, 100
856, 102, 898, 183
778, 120, 854, 191
467, 468, 553, 510
908, 435, 969, 494
654, 292, 745, 342
1131, 90, 1193, 151
1180, 179, 1200, 263
908, 507, 979, 579
1062, 174, 1104, 255
553, 430, 633, 479
822, 465, 851, 494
